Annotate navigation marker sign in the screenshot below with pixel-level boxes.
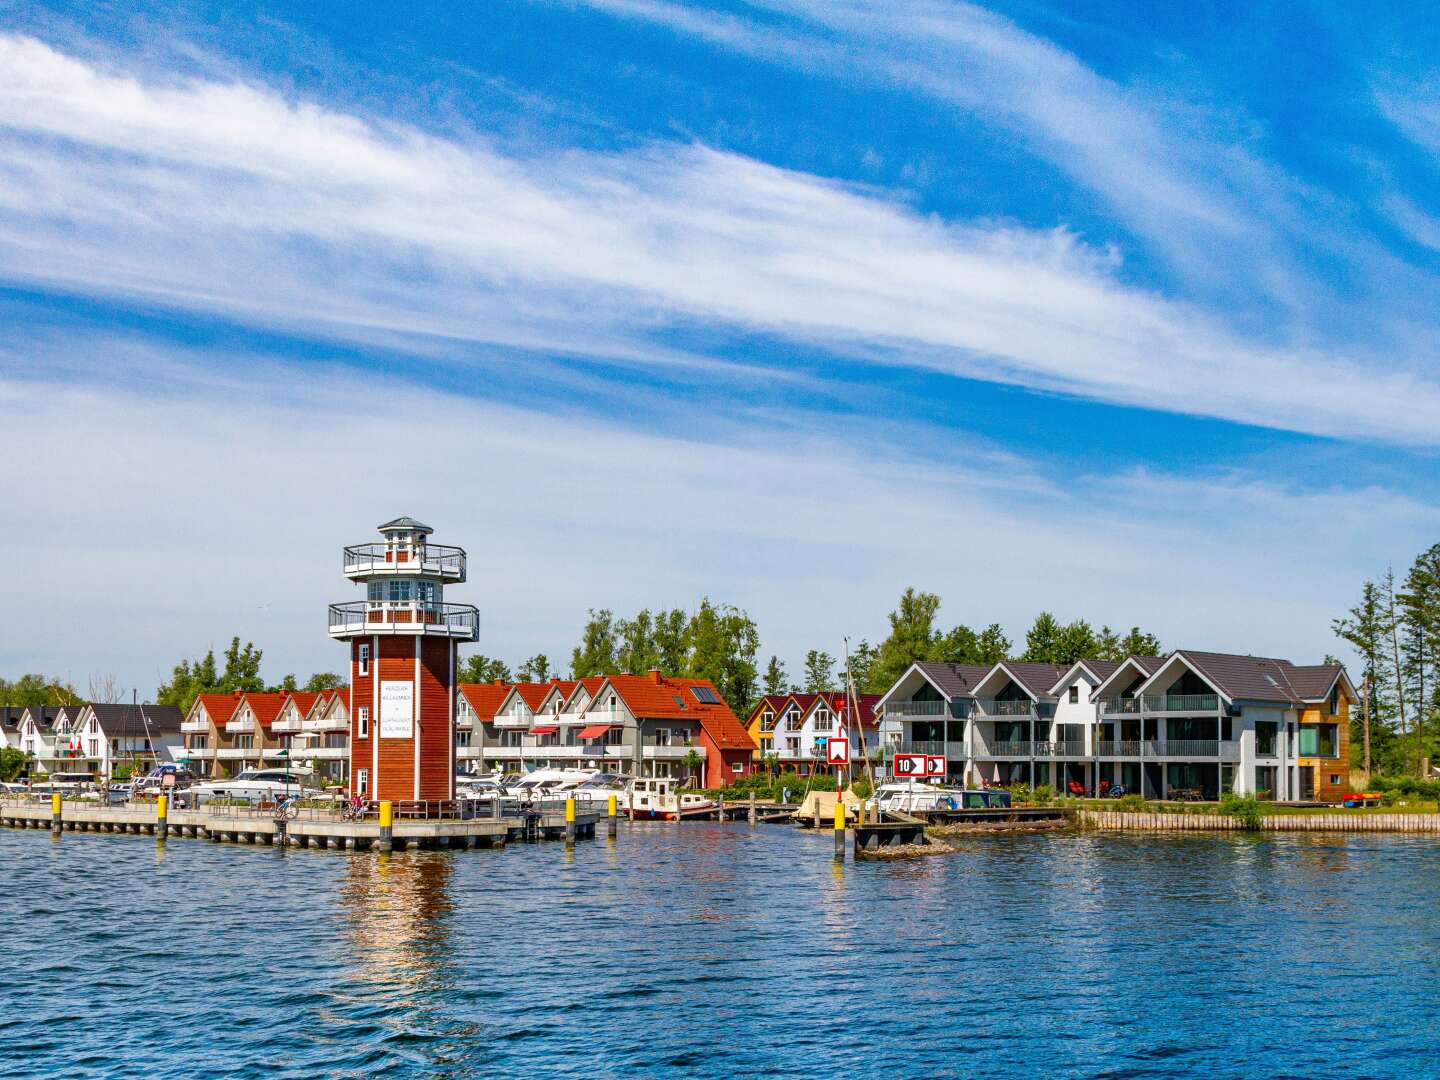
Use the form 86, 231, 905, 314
826, 737, 849, 765
893, 753, 926, 778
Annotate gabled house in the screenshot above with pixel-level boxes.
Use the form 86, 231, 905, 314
456, 680, 512, 772
876, 662, 991, 783
180, 692, 244, 777
586, 670, 756, 787
17, 706, 65, 773
766, 691, 882, 776
299, 688, 350, 784
225, 692, 289, 773
72, 703, 184, 779
745, 694, 790, 763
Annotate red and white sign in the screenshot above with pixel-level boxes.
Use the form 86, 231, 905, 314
893, 753, 927, 778
826, 737, 850, 765
895, 753, 946, 778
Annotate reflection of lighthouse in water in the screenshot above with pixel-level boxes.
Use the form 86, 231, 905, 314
340, 855, 456, 991
328, 517, 479, 802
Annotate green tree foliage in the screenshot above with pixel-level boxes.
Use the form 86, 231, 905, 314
653, 608, 690, 674
518, 654, 553, 682
869, 588, 945, 692
302, 672, 346, 691
974, 624, 1012, 664
803, 649, 836, 693
762, 655, 789, 696
0, 746, 28, 781
1334, 581, 1390, 774
1020, 612, 1064, 662
570, 609, 618, 678
155, 637, 264, 714
847, 639, 878, 691
684, 598, 760, 717
616, 610, 660, 675
0, 674, 82, 707
458, 655, 512, 684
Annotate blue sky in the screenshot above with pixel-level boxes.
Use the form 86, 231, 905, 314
2, 1, 1439, 692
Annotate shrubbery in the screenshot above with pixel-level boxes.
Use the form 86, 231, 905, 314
1115, 793, 1149, 813
1219, 791, 1265, 830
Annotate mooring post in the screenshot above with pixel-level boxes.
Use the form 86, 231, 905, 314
564, 797, 577, 844
491, 796, 502, 821
378, 800, 393, 853
50, 792, 62, 835
833, 797, 846, 861
748, 792, 756, 826
607, 794, 618, 839
156, 794, 168, 841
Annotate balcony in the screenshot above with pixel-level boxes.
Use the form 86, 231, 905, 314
1099, 697, 1141, 716
642, 744, 705, 760
343, 542, 466, 581
885, 700, 949, 717
1034, 741, 1088, 757
180, 718, 210, 734
225, 718, 255, 733
327, 601, 479, 641
494, 712, 531, 729
179, 747, 215, 759
1094, 740, 1240, 761
980, 740, 1032, 757
302, 716, 347, 733
271, 718, 301, 734
1095, 740, 1143, 757
1142, 693, 1220, 713
974, 699, 1036, 717
216, 748, 260, 760
900, 740, 951, 756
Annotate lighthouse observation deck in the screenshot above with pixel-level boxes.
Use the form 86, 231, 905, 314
327, 601, 479, 639
342, 542, 465, 581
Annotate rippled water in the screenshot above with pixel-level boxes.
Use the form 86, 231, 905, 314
4, 822, 1439, 1078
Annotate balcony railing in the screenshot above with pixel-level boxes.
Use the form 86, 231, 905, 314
343, 542, 466, 578
1034, 740, 1088, 757
1094, 739, 1238, 760
328, 601, 479, 639
975, 699, 1035, 716
1099, 697, 1141, 715
1095, 740, 1143, 757
1142, 694, 1220, 713
885, 700, 948, 717
985, 740, 1032, 756
900, 740, 949, 756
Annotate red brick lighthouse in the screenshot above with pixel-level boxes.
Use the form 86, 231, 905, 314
329, 517, 478, 802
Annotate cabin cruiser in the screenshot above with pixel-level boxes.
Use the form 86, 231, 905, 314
189, 767, 321, 805
868, 781, 1012, 814
624, 777, 716, 820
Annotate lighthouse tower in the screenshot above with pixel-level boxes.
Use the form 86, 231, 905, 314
328, 517, 478, 802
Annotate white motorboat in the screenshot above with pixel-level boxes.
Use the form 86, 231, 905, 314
624, 777, 716, 820
868, 781, 1012, 814
190, 767, 320, 804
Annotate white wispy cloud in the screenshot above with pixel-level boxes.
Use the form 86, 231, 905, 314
3, 342, 1427, 688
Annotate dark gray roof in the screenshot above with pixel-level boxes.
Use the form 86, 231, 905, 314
1173, 652, 1346, 705
377, 516, 433, 535
913, 662, 992, 699
86, 703, 184, 737
998, 662, 1071, 699
1130, 656, 1166, 675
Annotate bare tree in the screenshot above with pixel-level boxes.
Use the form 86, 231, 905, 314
87, 673, 124, 704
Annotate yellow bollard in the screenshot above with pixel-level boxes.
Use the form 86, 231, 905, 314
156, 794, 168, 840
833, 797, 846, 861
607, 794, 618, 839
378, 800, 393, 853
51, 792, 62, 832
565, 796, 577, 843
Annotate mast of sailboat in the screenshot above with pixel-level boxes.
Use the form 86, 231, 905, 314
842, 638, 876, 793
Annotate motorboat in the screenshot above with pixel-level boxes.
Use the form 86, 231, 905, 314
869, 781, 1012, 814
189, 767, 320, 805
623, 777, 717, 820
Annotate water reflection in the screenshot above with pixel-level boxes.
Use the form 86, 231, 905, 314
340, 852, 456, 993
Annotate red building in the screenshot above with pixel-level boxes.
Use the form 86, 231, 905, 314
328, 517, 479, 802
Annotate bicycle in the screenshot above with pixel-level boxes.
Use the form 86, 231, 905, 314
341, 797, 368, 823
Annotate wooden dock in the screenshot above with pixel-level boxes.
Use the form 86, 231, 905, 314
0, 799, 603, 851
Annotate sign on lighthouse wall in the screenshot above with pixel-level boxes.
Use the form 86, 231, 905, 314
379, 680, 414, 738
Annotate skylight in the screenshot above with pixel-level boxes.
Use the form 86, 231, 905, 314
692, 686, 721, 704
672, 695, 687, 710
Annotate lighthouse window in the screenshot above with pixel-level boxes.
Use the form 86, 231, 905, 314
358, 644, 370, 676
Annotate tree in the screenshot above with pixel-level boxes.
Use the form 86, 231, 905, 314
220, 638, 265, 692
848, 639, 879, 693
1118, 627, 1163, 657
458, 654, 511, 684
1381, 569, 1411, 770
87, 673, 124, 704
762, 656, 789, 696
974, 625, 1011, 665
271, 674, 300, 692
0, 674, 81, 708
870, 588, 943, 692
803, 650, 836, 693
303, 672, 345, 692
0, 747, 26, 782
1021, 612, 1064, 663
684, 598, 760, 717
571, 609, 618, 678
653, 608, 689, 674
933, 623, 980, 664
519, 655, 553, 682
616, 609, 660, 675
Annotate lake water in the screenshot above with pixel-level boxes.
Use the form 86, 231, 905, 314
3, 822, 1438, 1079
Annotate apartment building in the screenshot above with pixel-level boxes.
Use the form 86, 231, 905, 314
877, 650, 1356, 800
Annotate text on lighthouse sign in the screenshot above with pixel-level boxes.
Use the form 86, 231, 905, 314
380, 680, 414, 739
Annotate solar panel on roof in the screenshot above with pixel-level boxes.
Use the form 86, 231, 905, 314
691, 686, 721, 704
